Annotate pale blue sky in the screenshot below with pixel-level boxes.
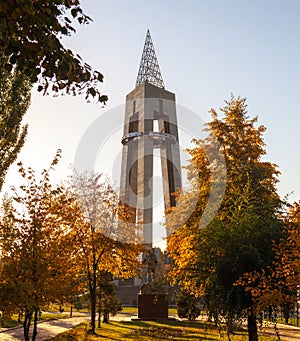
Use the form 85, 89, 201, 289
3, 0, 300, 211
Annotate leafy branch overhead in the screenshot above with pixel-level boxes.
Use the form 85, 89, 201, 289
0, 0, 107, 103
0, 58, 31, 192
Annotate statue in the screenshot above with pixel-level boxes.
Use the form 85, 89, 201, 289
138, 247, 168, 319
140, 248, 158, 293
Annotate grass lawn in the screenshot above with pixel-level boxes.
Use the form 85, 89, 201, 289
119, 306, 177, 316
0, 315, 20, 328
49, 320, 277, 341
276, 317, 299, 327
0, 310, 83, 328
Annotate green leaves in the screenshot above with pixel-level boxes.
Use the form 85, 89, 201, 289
88, 87, 96, 97
0, 0, 107, 104
167, 96, 283, 333
4, 63, 12, 72
0, 64, 30, 191
71, 7, 83, 18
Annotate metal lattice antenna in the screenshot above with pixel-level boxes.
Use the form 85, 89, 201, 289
135, 30, 165, 89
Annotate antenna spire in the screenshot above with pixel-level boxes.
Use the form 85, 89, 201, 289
135, 30, 165, 89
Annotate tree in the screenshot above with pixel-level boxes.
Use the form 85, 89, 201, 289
176, 289, 200, 321
0, 0, 107, 103
166, 96, 283, 341
0, 1, 107, 191
0, 152, 83, 341
0, 56, 31, 191
239, 201, 300, 319
98, 271, 122, 325
72, 171, 143, 334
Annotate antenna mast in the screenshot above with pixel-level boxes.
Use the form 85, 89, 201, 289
135, 30, 165, 89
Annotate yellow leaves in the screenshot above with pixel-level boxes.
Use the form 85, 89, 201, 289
0, 156, 89, 314
166, 224, 200, 290
70, 171, 143, 291
164, 96, 286, 321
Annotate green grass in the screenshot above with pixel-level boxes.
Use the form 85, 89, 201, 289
49, 320, 277, 341
119, 306, 137, 315
120, 306, 177, 316
276, 317, 299, 326
0, 310, 82, 328
47, 304, 89, 313
0, 314, 20, 328
38, 313, 72, 321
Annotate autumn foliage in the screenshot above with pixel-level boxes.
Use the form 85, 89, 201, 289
0, 152, 82, 341
166, 96, 284, 341
0, 155, 143, 340
72, 171, 143, 333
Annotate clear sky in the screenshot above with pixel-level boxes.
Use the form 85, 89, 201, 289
3, 1, 300, 229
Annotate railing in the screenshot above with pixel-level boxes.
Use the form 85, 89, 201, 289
121, 131, 177, 145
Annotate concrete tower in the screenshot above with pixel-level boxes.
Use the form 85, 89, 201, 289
119, 30, 182, 249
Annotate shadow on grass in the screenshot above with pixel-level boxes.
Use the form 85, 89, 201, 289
107, 320, 221, 341
50, 320, 250, 341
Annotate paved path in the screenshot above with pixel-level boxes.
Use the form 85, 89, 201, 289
258, 322, 300, 341
1, 313, 300, 340
0, 316, 89, 341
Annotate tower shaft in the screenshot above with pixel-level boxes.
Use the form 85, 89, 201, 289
120, 82, 181, 247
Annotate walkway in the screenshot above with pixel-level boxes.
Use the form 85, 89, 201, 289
0, 316, 89, 341
259, 322, 300, 341
1, 313, 300, 340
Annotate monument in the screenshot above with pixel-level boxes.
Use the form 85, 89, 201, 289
118, 30, 182, 319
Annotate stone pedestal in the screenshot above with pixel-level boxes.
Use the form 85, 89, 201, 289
138, 293, 168, 319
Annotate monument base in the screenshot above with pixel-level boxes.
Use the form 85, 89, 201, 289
137, 293, 168, 320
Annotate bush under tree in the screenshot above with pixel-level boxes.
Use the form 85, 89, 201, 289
176, 290, 200, 321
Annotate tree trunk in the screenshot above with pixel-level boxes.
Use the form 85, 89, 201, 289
226, 315, 233, 341
268, 305, 273, 320
90, 291, 96, 333
213, 312, 221, 336
285, 314, 289, 324
1, 310, 4, 327
247, 308, 258, 341
103, 311, 109, 323
90, 270, 97, 334
32, 309, 38, 341
70, 306, 73, 318
283, 302, 290, 324
226, 315, 234, 334
23, 311, 32, 341
98, 298, 101, 328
